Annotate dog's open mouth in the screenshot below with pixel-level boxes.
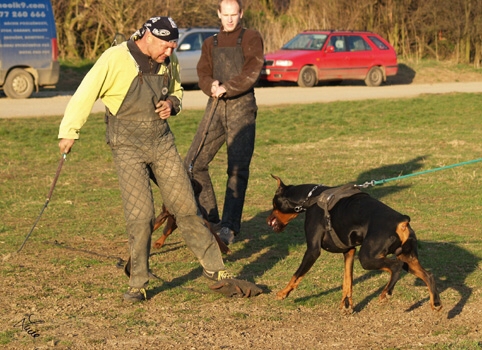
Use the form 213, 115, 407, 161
267, 209, 299, 233
267, 215, 285, 233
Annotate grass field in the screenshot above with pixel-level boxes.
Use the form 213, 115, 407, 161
0, 92, 481, 349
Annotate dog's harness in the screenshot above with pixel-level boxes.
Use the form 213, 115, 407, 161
294, 185, 322, 213
317, 184, 363, 250
295, 184, 364, 250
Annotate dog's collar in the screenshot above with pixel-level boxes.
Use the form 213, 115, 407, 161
294, 184, 323, 212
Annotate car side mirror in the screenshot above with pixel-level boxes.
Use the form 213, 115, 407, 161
326, 45, 335, 53
178, 43, 192, 51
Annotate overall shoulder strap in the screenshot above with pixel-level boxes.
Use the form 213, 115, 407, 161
237, 28, 246, 46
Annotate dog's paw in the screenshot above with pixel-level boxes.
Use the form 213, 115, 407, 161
340, 306, 354, 315
340, 297, 354, 314
275, 291, 288, 300
379, 293, 392, 303
152, 237, 167, 249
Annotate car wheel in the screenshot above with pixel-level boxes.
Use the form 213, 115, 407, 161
4, 68, 35, 99
297, 66, 318, 87
365, 66, 383, 87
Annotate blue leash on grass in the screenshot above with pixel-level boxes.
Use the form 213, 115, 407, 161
357, 157, 482, 188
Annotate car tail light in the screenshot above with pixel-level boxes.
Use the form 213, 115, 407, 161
51, 38, 59, 61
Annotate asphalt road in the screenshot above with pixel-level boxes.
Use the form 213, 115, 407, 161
1, 81, 482, 118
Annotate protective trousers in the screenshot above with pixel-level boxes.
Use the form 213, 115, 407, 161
106, 72, 225, 289
185, 30, 257, 234
185, 96, 256, 233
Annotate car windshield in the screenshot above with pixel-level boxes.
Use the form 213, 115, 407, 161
281, 33, 328, 50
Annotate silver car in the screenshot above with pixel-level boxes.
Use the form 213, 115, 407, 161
175, 28, 218, 86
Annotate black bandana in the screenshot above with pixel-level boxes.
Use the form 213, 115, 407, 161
131, 16, 179, 42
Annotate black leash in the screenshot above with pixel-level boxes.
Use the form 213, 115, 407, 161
188, 97, 219, 178
49, 240, 128, 269
17, 153, 67, 253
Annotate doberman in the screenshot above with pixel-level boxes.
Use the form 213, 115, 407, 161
152, 178, 230, 254
266, 175, 442, 313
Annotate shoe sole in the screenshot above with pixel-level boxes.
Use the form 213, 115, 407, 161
124, 296, 145, 303
218, 233, 234, 245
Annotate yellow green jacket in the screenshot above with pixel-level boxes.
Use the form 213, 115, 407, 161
58, 41, 183, 140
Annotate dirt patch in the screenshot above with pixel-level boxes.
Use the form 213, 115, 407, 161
2, 235, 481, 349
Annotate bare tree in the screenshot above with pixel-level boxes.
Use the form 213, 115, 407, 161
51, 0, 482, 65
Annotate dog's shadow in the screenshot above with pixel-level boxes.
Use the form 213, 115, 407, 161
148, 156, 478, 319
350, 154, 427, 199
231, 156, 477, 318
287, 241, 476, 318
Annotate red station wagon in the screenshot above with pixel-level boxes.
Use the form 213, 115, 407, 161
260, 30, 398, 87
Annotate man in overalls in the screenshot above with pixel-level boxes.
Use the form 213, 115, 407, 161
58, 17, 231, 303
185, 0, 264, 245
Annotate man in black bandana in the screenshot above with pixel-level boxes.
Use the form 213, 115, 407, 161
58, 16, 232, 303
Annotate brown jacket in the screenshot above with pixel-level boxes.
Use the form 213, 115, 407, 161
197, 25, 264, 98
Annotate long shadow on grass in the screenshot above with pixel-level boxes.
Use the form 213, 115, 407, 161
146, 157, 476, 317
229, 156, 476, 318
289, 241, 477, 319
229, 156, 427, 281
230, 211, 477, 319
352, 155, 427, 201
408, 241, 478, 319
354, 156, 478, 318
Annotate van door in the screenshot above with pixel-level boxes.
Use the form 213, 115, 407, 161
0, 0, 59, 99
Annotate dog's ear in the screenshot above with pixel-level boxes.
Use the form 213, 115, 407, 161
271, 174, 285, 189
